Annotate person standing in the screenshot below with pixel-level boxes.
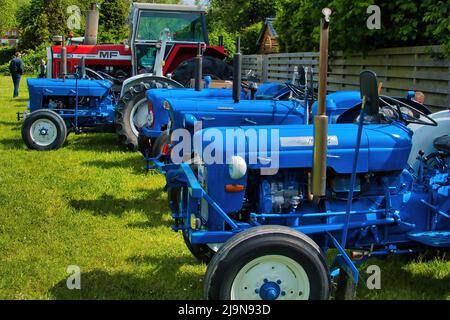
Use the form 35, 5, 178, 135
38, 59, 47, 78
9, 52, 25, 98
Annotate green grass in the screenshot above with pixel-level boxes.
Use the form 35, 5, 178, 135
0, 76, 448, 300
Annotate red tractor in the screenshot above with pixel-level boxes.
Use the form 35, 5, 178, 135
47, 3, 232, 150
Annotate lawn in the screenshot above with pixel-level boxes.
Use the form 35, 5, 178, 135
0, 75, 448, 300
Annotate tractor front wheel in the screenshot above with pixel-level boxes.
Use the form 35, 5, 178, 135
152, 130, 170, 159
204, 226, 331, 300
22, 109, 67, 151
183, 230, 217, 264
137, 132, 154, 158
334, 270, 356, 300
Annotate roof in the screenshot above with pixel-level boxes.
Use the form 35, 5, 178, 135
132, 3, 208, 13
256, 18, 278, 45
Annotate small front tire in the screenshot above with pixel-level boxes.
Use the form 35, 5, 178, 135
22, 110, 67, 151
152, 130, 170, 158
204, 226, 331, 300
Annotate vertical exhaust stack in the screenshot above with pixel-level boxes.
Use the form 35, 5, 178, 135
233, 37, 242, 103
60, 37, 67, 79
195, 43, 203, 91
84, 3, 99, 45
312, 8, 332, 201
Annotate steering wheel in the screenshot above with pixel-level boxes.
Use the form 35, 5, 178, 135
379, 95, 438, 126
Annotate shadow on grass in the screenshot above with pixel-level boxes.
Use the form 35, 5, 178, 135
65, 134, 126, 153
69, 188, 171, 228
82, 157, 148, 175
49, 255, 203, 299
0, 120, 21, 127
0, 138, 26, 150
356, 255, 450, 300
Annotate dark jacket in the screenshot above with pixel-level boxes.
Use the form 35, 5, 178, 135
38, 64, 47, 78
9, 58, 25, 75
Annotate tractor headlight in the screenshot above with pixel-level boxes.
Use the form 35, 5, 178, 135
228, 156, 247, 180
147, 101, 154, 127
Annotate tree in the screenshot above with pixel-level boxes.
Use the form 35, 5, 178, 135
0, 0, 18, 35
274, 0, 450, 56
97, 0, 130, 43
18, 0, 74, 50
208, 0, 278, 55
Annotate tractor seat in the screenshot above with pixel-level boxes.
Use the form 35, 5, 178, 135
433, 135, 450, 153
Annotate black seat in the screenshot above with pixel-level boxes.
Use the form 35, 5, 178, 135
433, 135, 450, 153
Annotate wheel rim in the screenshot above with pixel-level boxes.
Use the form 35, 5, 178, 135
130, 98, 150, 137
230, 255, 310, 300
30, 119, 58, 147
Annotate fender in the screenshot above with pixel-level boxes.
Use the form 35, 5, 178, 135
120, 74, 184, 97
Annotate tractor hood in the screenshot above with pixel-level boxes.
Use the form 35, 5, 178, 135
167, 98, 306, 131
27, 78, 112, 109
193, 123, 413, 174
146, 87, 244, 132
146, 88, 237, 102
311, 91, 362, 122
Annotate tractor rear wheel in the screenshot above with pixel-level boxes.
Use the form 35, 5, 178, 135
172, 56, 233, 87
204, 226, 331, 300
116, 81, 177, 151
22, 109, 67, 151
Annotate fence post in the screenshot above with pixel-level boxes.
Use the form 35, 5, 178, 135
262, 55, 269, 82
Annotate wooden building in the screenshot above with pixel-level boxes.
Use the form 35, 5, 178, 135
256, 18, 279, 54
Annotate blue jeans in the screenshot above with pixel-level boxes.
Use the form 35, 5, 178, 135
12, 74, 21, 98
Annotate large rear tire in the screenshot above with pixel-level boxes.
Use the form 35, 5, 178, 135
22, 109, 67, 151
116, 81, 177, 151
172, 56, 233, 88
204, 226, 331, 300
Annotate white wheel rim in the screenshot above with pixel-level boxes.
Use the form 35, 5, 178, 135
230, 255, 310, 300
130, 98, 150, 137
30, 119, 58, 147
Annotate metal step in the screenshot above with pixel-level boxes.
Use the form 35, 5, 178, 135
407, 231, 450, 248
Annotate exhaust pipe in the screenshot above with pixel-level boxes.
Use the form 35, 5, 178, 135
194, 43, 203, 91
84, 3, 99, 45
233, 37, 242, 103
79, 56, 86, 79
60, 39, 67, 79
312, 8, 332, 201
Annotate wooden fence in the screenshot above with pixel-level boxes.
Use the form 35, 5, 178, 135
242, 46, 450, 109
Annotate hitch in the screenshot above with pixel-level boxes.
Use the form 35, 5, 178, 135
17, 111, 29, 121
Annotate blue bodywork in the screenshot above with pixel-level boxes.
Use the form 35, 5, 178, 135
144, 88, 245, 139
26, 78, 116, 128
152, 111, 449, 289
141, 82, 291, 140
311, 91, 362, 123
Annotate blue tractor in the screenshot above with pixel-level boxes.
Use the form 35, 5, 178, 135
137, 44, 307, 158
21, 74, 118, 151
150, 9, 449, 300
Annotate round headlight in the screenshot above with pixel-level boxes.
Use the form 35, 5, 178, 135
228, 156, 247, 180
